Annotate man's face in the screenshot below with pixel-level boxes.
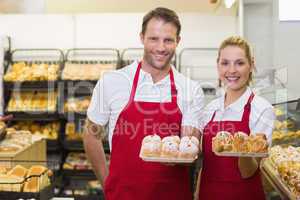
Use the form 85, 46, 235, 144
140, 18, 180, 70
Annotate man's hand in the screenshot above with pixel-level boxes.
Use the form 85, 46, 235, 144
0, 114, 13, 122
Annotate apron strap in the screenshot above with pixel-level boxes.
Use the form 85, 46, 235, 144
129, 62, 178, 103
169, 68, 178, 104
241, 92, 255, 122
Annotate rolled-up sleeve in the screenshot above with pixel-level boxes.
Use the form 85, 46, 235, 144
87, 75, 110, 126
252, 107, 275, 145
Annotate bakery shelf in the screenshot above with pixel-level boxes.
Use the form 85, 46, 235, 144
62, 169, 96, 177
59, 194, 104, 200
63, 140, 110, 153
5, 111, 59, 121
121, 47, 177, 69
0, 185, 54, 200
61, 48, 120, 83
3, 49, 64, 90
59, 177, 104, 200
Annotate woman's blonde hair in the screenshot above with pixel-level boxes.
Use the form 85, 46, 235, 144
217, 36, 255, 87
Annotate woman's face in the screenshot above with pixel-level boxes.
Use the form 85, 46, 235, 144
217, 45, 252, 91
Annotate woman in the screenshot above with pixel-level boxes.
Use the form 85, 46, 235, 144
196, 36, 275, 200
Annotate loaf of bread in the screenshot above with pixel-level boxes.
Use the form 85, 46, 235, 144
23, 165, 49, 192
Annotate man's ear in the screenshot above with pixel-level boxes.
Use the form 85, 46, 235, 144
176, 36, 181, 45
140, 32, 145, 45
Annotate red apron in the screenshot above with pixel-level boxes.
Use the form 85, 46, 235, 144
198, 93, 265, 200
104, 62, 192, 200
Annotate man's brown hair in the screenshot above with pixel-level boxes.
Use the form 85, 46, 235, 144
141, 7, 181, 36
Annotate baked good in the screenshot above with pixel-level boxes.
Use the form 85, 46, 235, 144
0, 174, 23, 192
161, 139, 179, 158
0, 166, 7, 174
212, 131, 233, 152
23, 165, 49, 192
141, 135, 162, 157
232, 132, 249, 152
7, 165, 28, 178
161, 135, 180, 144
248, 134, 268, 153
178, 137, 199, 159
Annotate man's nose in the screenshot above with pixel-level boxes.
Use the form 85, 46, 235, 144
156, 40, 166, 52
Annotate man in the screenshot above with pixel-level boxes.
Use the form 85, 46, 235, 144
83, 7, 204, 200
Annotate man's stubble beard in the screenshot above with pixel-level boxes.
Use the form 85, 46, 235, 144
143, 51, 175, 71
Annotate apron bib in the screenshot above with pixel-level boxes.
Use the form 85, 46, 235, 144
199, 93, 265, 200
104, 62, 192, 200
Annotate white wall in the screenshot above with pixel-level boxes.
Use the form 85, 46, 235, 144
273, 0, 300, 94
0, 13, 237, 51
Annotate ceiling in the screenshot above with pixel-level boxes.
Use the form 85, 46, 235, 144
0, 0, 237, 15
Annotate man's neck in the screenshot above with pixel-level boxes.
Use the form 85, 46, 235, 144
141, 60, 171, 83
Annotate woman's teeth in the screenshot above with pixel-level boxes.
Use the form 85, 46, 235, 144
226, 77, 239, 81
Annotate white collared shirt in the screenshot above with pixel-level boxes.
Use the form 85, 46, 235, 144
87, 61, 205, 150
199, 87, 275, 144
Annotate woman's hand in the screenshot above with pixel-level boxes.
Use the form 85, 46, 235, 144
238, 157, 259, 178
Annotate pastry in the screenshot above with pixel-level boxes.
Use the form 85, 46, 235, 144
178, 138, 199, 159
161, 135, 180, 144
248, 134, 268, 153
141, 135, 162, 157
7, 165, 28, 178
161, 139, 179, 158
23, 165, 49, 192
0, 174, 23, 192
232, 132, 249, 152
212, 131, 233, 152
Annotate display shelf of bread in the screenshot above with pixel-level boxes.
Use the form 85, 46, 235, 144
64, 96, 91, 113
272, 117, 300, 146
63, 153, 92, 170
11, 121, 60, 140
62, 62, 116, 81
0, 164, 53, 194
140, 135, 199, 163
4, 62, 60, 82
212, 131, 269, 157
63, 48, 119, 81
7, 91, 57, 112
261, 145, 300, 199
65, 122, 82, 141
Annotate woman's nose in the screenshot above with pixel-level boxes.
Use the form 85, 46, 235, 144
228, 63, 237, 72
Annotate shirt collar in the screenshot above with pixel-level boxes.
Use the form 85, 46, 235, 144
139, 62, 173, 86
218, 87, 253, 112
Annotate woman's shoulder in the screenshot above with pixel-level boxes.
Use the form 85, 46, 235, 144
251, 94, 274, 113
252, 94, 273, 108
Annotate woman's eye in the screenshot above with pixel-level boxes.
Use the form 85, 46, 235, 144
237, 62, 245, 66
221, 62, 228, 66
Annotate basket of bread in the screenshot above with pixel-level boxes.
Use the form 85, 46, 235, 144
212, 131, 269, 157
261, 146, 300, 199
139, 135, 199, 163
0, 162, 55, 199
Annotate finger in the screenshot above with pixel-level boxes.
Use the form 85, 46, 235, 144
0, 114, 13, 122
